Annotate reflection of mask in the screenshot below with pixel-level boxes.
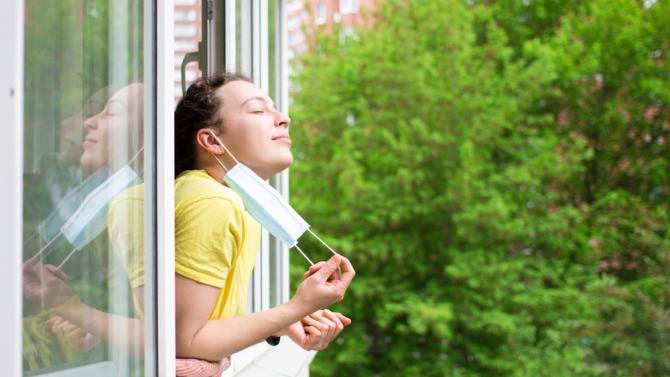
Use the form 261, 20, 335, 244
61, 164, 140, 250
208, 132, 338, 265
223, 163, 309, 248
33, 163, 141, 269
38, 168, 110, 243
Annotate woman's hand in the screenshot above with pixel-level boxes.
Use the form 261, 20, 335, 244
45, 315, 99, 353
23, 256, 81, 311
285, 310, 351, 351
292, 254, 355, 313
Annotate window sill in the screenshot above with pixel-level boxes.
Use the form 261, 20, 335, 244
224, 340, 316, 377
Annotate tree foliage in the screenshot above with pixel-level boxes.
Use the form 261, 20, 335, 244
290, 0, 669, 376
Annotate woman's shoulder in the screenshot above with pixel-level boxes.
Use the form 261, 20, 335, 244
175, 170, 243, 211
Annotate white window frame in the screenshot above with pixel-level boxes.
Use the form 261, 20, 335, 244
315, 1, 326, 26
156, 0, 177, 375
0, 0, 175, 375
223, 0, 305, 375
0, 0, 23, 375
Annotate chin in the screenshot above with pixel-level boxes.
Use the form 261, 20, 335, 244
265, 154, 293, 177
80, 154, 104, 173
277, 153, 293, 170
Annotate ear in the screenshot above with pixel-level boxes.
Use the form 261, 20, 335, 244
195, 128, 224, 155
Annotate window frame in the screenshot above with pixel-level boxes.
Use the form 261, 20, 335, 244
222, 0, 293, 373
0, 0, 24, 374
155, 0, 177, 375
1, 0, 173, 375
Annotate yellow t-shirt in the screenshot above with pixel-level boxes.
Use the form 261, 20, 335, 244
174, 169, 261, 319
108, 183, 145, 290
107, 170, 261, 320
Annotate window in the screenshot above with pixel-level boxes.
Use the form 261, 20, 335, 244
340, 0, 359, 14
174, 1, 202, 101
21, 0, 157, 375
315, 1, 327, 26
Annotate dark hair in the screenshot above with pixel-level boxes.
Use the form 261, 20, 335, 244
174, 72, 252, 177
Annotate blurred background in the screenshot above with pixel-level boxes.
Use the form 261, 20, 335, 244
287, 0, 670, 376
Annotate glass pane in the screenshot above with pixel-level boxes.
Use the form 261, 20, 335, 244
174, 0, 202, 101
22, 0, 154, 375
236, 0, 252, 75
268, 0, 281, 308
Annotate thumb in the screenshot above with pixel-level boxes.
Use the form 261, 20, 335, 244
46, 265, 68, 281
312, 255, 342, 281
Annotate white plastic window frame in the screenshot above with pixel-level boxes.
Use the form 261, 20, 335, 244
0, 0, 24, 375
0, 0, 175, 376
156, 0, 177, 375
223, 0, 291, 373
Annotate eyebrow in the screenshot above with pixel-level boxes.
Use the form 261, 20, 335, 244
240, 96, 275, 109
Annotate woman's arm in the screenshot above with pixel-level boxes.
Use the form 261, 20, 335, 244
54, 292, 145, 358
23, 257, 147, 358
176, 254, 355, 361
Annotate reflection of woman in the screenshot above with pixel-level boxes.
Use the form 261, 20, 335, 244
172, 73, 355, 373
23, 82, 147, 361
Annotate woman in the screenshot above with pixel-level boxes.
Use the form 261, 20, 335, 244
173, 72, 355, 372
22, 82, 147, 371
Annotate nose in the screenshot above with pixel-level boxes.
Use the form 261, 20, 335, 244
275, 111, 291, 129
83, 113, 100, 131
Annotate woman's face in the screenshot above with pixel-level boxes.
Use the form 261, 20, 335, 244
80, 83, 143, 172
214, 80, 292, 179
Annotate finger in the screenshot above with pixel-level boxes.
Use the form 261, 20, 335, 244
45, 316, 62, 329
312, 255, 342, 282
303, 262, 327, 279
65, 325, 82, 338
303, 325, 322, 350
23, 255, 39, 270
23, 257, 41, 275
322, 310, 345, 338
337, 255, 356, 288
46, 265, 68, 281
303, 315, 332, 341
311, 311, 337, 342
335, 312, 352, 326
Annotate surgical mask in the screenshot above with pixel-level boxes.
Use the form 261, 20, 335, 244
34, 151, 142, 268
224, 163, 309, 248
60, 164, 140, 250
208, 132, 338, 265
37, 167, 111, 243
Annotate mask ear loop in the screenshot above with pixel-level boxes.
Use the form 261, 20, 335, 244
291, 230, 340, 267
32, 231, 65, 261
208, 132, 240, 174
129, 147, 144, 175
56, 247, 80, 269
306, 229, 339, 256
293, 244, 315, 266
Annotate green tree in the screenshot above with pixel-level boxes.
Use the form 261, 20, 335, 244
290, 0, 669, 376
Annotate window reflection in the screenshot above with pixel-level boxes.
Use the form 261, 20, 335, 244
22, 1, 151, 375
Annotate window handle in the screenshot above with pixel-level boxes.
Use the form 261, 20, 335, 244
181, 50, 200, 95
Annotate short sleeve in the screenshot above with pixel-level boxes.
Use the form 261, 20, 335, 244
108, 187, 145, 289
175, 196, 243, 288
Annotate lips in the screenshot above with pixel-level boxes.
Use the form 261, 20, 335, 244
272, 134, 291, 144
82, 137, 97, 148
